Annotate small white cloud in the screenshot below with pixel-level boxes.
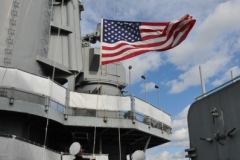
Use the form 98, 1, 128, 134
212, 66, 240, 86
175, 105, 190, 119
123, 52, 162, 84
171, 105, 190, 148
147, 151, 186, 160
172, 128, 189, 142
172, 119, 188, 131
140, 82, 156, 93
171, 106, 190, 145
172, 105, 190, 131
148, 151, 171, 160
172, 152, 186, 160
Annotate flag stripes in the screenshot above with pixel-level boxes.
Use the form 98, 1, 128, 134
101, 14, 196, 65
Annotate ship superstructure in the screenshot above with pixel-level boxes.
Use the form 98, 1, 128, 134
185, 77, 240, 159
0, 0, 172, 159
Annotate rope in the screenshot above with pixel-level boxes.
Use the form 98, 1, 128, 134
116, 64, 122, 160
7, 0, 14, 17
113, 0, 116, 20
0, 0, 14, 40
99, 0, 103, 18
0, 68, 8, 87
25, 0, 33, 16
43, 0, 63, 148
0, 0, 15, 89
113, 1, 122, 158
92, 7, 103, 157
24, 0, 51, 72
92, 86, 100, 157
92, 47, 101, 158
0, 0, 14, 79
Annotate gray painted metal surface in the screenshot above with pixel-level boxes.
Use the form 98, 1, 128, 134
187, 80, 240, 160
0, 0, 83, 85
0, 0, 171, 159
76, 47, 127, 95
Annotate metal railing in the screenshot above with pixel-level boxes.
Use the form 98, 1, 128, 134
67, 108, 171, 134
0, 87, 172, 134
195, 75, 240, 101
0, 133, 61, 154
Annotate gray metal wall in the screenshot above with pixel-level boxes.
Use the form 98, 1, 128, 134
0, 0, 83, 77
187, 80, 240, 160
0, 0, 126, 94
76, 47, 127, 95
0, 0, 50, 74
48, 0, 83, 72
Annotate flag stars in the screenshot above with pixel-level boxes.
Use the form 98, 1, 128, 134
103, 19, 141, 43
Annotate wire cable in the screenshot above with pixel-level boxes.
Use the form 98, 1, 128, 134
43, 0, 64, 149
111, 1, 122, 158
0, 0, 14, 40
92, 32, 102, 159
100, 0, 103, 18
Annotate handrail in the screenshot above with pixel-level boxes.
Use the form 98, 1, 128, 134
195, 75, 240, 101
0, 134, 61, 154
0, 67, 172, 131
0, 87, 172, 133
133, 96, 171, 117
0, 66, 64, 88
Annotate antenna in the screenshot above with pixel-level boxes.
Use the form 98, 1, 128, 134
96, 23, 101, 41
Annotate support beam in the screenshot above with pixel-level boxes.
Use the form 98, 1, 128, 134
130, 136, 148, 146
97, 128, 109, 137
99, 134, 102, 154
199, 66, 206, 95
143, 135, 151, 152
111, 129, 135, 142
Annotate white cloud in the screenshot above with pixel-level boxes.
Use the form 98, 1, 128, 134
167, 0, 240, 69
147, 105, 190, 160
172, 105, 190, 131
123, 52, 162, 84
80, 1, 240, 160
167, 52, 231, 93
212, 66, 240, 86
81, 0, 240, 95
172, 128, 189, 142
140, 82, 157, 93
175, 105, 190, 119
147, 151, 186, 160
171, 105, 190, 148
166, 0, 240, 93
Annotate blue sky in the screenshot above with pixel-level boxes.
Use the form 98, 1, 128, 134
80, 0, 240, 159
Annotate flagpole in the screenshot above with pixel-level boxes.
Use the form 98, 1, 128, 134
100, 18, 103, 66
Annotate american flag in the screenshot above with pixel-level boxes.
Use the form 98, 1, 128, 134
101, 14, 196, 65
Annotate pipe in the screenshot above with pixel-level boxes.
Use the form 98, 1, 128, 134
199, 66, 206, 95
